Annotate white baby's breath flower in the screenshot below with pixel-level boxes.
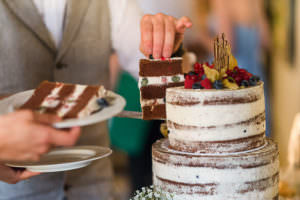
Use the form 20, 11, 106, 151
131, 185, 174, 200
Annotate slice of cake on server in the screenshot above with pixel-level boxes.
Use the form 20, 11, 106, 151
139, 58, 184, 120
20, 81, 107, 119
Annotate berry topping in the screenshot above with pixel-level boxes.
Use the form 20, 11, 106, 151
213, 80, 223, 89
97, 98, 109, 107
241, 80, 250, 87
201, 74, 207, 80
188, 71, 197, 76
204, 66, 220, 83
194, 62, 202, 73
192, 82, 203, 89
200, 78, 212, 89
249, 75, 260, 86
184, 78, 195, 89
222, 78, 239, 89
149, 55, 154, 59
234, 76, 243, 85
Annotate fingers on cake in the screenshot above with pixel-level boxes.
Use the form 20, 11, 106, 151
140, 34, 279, 199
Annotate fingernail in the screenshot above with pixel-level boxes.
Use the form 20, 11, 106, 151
146, 49, 152, 55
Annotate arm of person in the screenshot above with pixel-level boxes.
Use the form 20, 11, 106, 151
255, 0, 271, 50
109, 0, 192, 79
211, 0, 234, 48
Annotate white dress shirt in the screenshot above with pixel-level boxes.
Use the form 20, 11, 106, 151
33, 0, 143, 78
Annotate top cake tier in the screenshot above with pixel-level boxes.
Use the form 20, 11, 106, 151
166, 82, 266, 154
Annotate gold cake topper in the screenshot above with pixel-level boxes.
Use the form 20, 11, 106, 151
213, 33, 232, 73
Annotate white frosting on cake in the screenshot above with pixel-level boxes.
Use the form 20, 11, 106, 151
166, 83, 265, 143
138, 74, 184, 88
152, 139, 279, 200
151, 82, 279, 199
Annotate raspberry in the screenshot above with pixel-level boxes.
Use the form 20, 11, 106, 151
234, 76, 243, 85
242, 73, 250, 81
233, 66, 239, 72
200, 78, 212, 89
239, 69, 247, 74
194, 62, 201, 72
185, 78, 195, 89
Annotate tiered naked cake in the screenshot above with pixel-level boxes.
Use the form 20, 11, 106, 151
152, 84, 279, 199
151, 35, 279, 199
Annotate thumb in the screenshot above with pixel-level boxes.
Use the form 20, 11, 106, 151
175, 16, 192, 34
18, 170, 40, 180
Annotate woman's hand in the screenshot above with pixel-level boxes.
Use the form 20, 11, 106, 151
0, 110, 81, 162
140, 13, 192, 59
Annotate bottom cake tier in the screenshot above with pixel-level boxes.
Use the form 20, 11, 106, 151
152, 139, 279, 200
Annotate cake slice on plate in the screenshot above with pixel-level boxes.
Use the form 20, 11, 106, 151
20, 81, 107, 119
139, 58, 184, 120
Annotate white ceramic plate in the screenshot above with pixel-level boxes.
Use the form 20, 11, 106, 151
6, 146, 112, 172
0, 89, 126, 128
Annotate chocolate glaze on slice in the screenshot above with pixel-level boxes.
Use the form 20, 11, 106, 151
64, 86, 100, 119
20, 81, 58, 110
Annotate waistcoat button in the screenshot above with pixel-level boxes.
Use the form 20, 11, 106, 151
56, 63, 67, 69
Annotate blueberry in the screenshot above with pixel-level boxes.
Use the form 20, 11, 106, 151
188, 71, 197, 76
213, 80, 223, 89
253, 75, 260, 82
249, 76, 260, 86
149, 55, 154, 59
201, 74, 207, 80
192, 82, 203, 89
97, 98, 109, 107
241, 80, 250, 87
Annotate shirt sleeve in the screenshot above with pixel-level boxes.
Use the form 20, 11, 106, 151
109, 0, 144, 79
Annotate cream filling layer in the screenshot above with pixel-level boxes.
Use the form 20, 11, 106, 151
138, 74, 184, 88
141, 98, 165, 107
40, 84, 63, 108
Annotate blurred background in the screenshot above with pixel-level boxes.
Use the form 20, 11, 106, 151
108, 0, 300, 199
